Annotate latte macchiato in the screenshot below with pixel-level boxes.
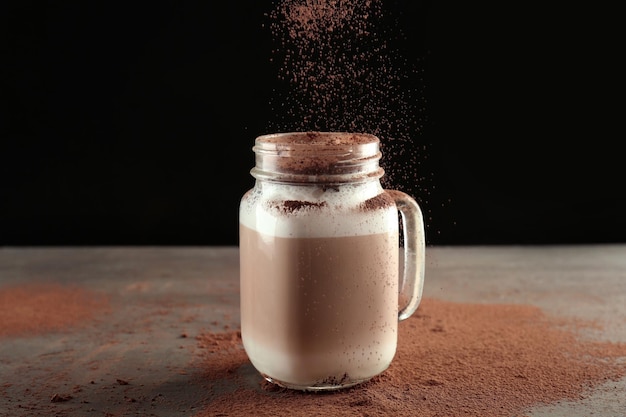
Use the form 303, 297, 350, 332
239, 132, 425, 390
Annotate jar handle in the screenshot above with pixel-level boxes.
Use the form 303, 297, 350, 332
386, 190, 426, 321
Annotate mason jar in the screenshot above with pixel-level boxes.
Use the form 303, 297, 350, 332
239, 131, 425, 391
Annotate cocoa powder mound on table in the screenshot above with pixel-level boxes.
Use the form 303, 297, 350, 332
0, 283, 109, 337
193, 298, 626, 417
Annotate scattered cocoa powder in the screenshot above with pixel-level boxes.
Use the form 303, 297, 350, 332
193, 298, 626, 416
0, 283, 110, 337
50, 393, 73, 403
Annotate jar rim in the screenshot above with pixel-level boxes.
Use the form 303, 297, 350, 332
255, 131, 379, 150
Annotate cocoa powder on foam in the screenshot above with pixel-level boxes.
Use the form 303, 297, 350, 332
278, 200, 328, 213
269, 192, 392, 215
194, 298, 626, 417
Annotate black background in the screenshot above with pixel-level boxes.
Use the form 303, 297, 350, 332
4, 1, 625, 246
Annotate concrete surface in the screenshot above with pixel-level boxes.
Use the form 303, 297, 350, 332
424, 245, 626, 416
0, 245, 625, 416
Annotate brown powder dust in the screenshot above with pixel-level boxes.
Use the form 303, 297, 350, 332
0, 283, 110, 338
266, 0, 438, 238
193, 298, 626, 417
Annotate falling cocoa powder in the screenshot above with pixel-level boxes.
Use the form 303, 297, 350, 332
0, 283, 110, 337
267, 0, 393, 134
266, 0, 432, 208
193, 298, 626, 417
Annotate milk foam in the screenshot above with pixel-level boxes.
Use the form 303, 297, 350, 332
239, 181, 397, 238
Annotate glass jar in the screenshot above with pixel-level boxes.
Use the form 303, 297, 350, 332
239, 131, 425, 391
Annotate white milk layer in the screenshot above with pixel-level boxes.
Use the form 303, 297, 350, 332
243, 335, 397, 386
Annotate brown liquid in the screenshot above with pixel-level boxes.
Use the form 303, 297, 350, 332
240, 224, 399, 388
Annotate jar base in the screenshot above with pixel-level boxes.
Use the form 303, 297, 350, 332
262, 373, 371, 392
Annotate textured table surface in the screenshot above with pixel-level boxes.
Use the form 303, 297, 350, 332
1, 245, 625, 416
